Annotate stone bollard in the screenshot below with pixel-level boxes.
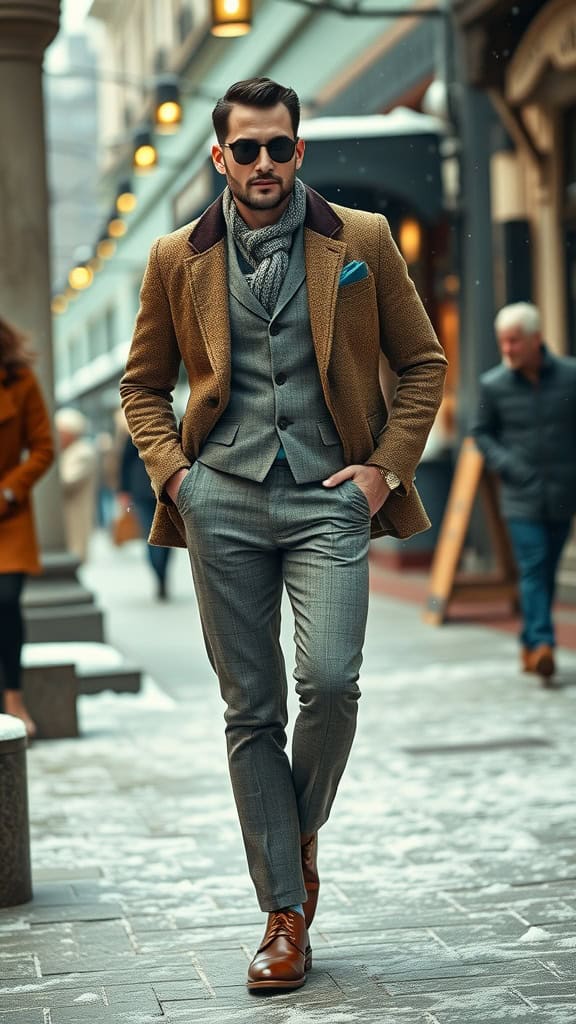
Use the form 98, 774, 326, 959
0, 714, 32, 906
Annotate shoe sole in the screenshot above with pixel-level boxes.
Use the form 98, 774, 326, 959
247, 948, 312, 991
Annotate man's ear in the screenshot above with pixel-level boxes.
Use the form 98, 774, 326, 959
212, 144, 226, 176
295, 138, 305, 171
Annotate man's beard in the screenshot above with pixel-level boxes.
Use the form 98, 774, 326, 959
228, 173, 294, 212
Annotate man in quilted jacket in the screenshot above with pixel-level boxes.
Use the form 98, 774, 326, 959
473, 301, 576, 683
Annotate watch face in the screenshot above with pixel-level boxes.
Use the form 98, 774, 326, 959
3, 489, 15, 503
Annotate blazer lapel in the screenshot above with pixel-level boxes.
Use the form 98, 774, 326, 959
226, 232, 269, 321
304, 228, 346, 373
183, 241, 231, 395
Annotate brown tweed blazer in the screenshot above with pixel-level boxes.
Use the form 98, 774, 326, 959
120, 186, 447, 547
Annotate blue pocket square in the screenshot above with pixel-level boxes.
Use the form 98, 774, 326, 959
339, 260, 369, 287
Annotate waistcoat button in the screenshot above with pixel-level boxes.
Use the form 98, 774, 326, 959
277, 417, 290, 430
269, 322, 281, 336
275, 372, 287, 385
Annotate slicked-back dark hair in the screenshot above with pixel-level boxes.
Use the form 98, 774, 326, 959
212, 77, 300, 143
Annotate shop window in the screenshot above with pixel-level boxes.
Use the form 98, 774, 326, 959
564, 107, 576, 356
565, 106, 576, 211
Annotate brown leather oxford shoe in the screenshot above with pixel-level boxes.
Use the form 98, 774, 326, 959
247, 909, 311, 991
301, 833, 319, 927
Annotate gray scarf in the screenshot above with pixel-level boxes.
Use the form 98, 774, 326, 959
222, 178, 307, 315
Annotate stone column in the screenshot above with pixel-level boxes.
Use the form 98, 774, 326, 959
0, 0, 63, 551
0, 1, 104, 642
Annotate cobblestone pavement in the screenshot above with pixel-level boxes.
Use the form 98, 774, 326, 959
2, 532, 576, 1023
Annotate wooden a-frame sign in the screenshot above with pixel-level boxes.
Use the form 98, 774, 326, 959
423, 437, 518, 626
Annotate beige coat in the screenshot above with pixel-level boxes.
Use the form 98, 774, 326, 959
59, 438, 97, 562
121, 187, 447, 547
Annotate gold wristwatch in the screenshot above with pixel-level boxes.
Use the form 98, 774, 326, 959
370, 467, 401, 490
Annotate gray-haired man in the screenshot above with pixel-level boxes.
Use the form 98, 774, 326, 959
473, 302, 576, 681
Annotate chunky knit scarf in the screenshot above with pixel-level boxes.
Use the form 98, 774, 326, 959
223, 178, 307, 315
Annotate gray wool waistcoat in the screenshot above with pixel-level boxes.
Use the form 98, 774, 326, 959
197, 223, 346, 484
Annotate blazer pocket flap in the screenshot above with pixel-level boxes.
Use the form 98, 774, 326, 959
318, 419, 341, 446
367, 411, 386, 440
205, 421, 240, 446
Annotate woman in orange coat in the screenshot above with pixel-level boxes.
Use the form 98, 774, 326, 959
0, 317, 54, 738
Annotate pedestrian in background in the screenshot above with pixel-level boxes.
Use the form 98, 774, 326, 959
55, 407, 98, 563
472, 302, 576, 681
95, 430, 118, 529
121, 77, 447, 991
118, 433, 172, 600
0, 316, 54, 739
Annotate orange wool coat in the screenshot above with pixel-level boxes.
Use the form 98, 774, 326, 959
0, 365, 54, 574
120, 187, 448, 548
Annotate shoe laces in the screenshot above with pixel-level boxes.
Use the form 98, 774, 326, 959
267, 910, 298, 945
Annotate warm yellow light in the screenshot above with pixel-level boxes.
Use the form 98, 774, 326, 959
97, 238, 116, 260
116, 191, 137, 214
134, 143, 157, 170
51, 295, 68, 315
211, 0, 251, 36
444, 274, 460, 295
398, 218, 422, 265
108, 218, 127, 238
68, 264, 94, 290
156, 101, 182, 130
211, 20, 251, 35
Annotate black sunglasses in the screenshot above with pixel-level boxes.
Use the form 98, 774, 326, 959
223, 136, 298, 165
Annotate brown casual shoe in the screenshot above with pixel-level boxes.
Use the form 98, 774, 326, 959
301, 833, 320, 927
247, 909, 311, 991
521, 647, 532, 673
528, 644, 555, 679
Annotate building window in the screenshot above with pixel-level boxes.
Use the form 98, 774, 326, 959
88, 317, 106, 360
105, 306, 117, 352
177, 3, 194, 43
69, 333, 87, 373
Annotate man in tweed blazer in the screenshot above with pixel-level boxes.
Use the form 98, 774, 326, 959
121, 77, 447, 991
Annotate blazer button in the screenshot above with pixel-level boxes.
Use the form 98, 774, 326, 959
269, 323, 281, 336
277, 417, 290, 430
275, 372, 287, 385
207, 397, 219, 408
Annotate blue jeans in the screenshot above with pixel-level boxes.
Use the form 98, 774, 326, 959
506, 519, 571, 649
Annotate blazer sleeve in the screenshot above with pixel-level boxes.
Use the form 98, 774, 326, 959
119, 238, 190, 503
0, 370, 54, 502
369, 215, 448, 494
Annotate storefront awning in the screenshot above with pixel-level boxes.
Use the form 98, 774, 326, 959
297, 109, 446, 222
